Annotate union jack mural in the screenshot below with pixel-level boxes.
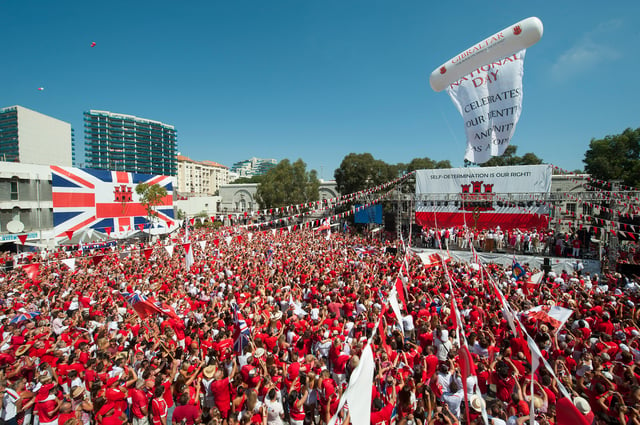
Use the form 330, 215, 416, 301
50, 166, 175, 237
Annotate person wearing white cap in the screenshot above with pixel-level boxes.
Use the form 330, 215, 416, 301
434, 328, 452, 362
573, 396, 594, 422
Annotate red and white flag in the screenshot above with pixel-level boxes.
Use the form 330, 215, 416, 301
521, 305, 573, 332
416, 252, 451, 268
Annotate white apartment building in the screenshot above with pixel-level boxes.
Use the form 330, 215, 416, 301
0, 105, 73, 166
177, 155, 229, 195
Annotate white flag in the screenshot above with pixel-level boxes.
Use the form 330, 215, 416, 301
328, 344, 375, 425
447, 50, 526, 164
61, 258, 76, 271
165, 245, 174, 257
198, 241, 207, 251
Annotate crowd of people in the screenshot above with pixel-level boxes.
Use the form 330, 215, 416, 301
419, 226, 596, 259
0, 224, 639, 425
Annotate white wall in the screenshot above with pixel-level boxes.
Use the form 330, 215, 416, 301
174, 195, 221, 218
17, 106, 72, 166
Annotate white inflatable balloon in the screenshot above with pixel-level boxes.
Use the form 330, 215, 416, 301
429, 17, 543, 92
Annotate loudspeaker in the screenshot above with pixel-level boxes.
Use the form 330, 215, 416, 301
542, 257, 551, 274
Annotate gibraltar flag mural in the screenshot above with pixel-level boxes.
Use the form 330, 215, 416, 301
415, 165, 551, 230
429, 17, 543, 164
50, 166, 175, 238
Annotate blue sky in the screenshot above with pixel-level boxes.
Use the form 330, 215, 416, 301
2, 1, 639, 180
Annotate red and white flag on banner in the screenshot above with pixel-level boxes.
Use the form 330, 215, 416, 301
447, 50, 526, 164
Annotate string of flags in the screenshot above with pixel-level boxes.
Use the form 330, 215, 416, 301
490, 192, 640, 240
551, 165, 640, 215
215, 172, 413, 223
551, 164, 640, 194
13, 173, 413, 246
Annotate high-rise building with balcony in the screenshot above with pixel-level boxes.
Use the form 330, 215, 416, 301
0, 105, 73, 166
230, 157, 277, 178
84, 110, 177, 176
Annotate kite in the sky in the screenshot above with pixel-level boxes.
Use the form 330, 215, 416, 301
37, 87, 44, 91
90, 42, 96, 47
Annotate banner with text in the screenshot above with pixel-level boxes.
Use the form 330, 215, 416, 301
447, 49, 525, 164
416, 164, 551, 194
415, 165, 551, 230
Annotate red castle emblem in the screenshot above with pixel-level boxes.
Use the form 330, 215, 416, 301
440, 66, 447, 74
459, 181, 495, 212
114, 185, 133, 203
513, 25, 522, 35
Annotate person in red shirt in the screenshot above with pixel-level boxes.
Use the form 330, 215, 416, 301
210, 359, 237, 421
370, 387, 396, 425
96, 400, 128, 425
156, 359, 179, 425
173, 391, 202, 425
130, 379, 151, 425
35, 383, 61, 425
56, 400, 76, 425
151, 386, 168, 425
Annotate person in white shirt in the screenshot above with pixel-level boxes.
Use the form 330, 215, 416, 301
315, 331, 332, 360
263, 387, 285, 425
402, 313, 415, 339
442, 372, 464, 419
434, 328, 453, 362
0, 380, 21, 423
52, 311, 68, 336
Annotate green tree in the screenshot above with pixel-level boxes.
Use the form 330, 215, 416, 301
255, 159, 320, 209
403, 157, 452, 173
135, 183, 168, 226
464, 145, 544, 167
334, 153, 397, 195
583, 128, 640, 187
232, 175, 264, 184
